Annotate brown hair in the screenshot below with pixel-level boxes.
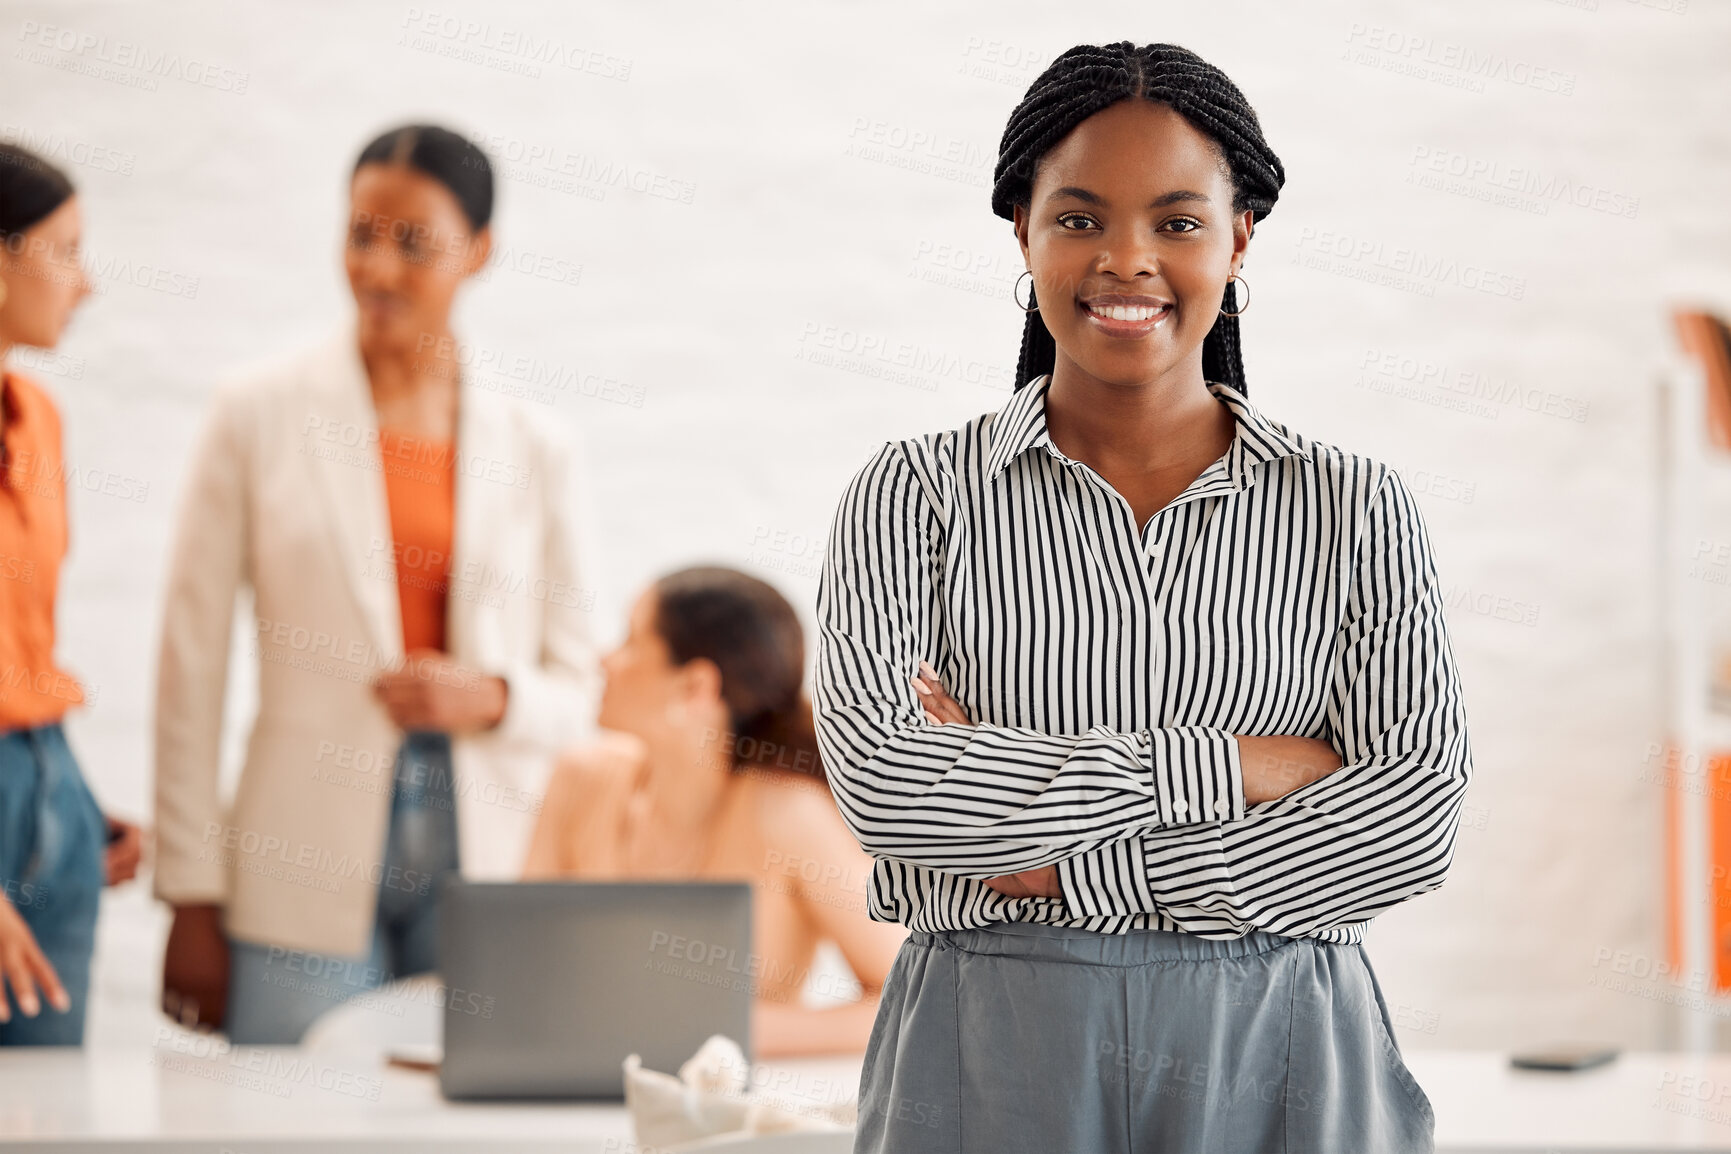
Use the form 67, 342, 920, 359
650, 565, 827, 786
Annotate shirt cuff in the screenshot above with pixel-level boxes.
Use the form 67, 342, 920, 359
486, 661, 560, 748
1148, 726, 1246, 824
152, 855, 230, 907
1058, 837, 1155, 919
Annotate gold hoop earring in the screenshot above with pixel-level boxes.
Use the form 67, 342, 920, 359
1013, 270, 1038, 313
1220, 273, 1249, 317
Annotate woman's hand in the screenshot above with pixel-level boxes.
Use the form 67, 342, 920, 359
912, 662, 1062, 900
911, 660, 968, 725
104, 816, 144, 886
0, 894, 70, 1022
563, 730, 649, 797
161, 903, 228, 1031
373, 648, 508, 734
982, 866, 1061, 899
524, 732, 649, 880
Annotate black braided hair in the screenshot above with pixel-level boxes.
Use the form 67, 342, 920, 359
991, 42, 1285, 395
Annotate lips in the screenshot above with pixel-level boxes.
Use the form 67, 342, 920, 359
1080, 295, 1173, 337
1085, 301, 1169, 322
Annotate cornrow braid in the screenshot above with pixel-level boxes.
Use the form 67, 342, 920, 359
991, 41, 1285, 395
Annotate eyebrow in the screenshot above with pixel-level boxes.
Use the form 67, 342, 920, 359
1049, 186, 1212, 208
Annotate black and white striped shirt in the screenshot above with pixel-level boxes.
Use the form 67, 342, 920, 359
812, 374, 1473, 943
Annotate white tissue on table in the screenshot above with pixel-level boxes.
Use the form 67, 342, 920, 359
623, 1034, 855, 1150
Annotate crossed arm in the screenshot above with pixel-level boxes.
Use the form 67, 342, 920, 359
909, 665, 1344, 899
811, 442, 1473, 938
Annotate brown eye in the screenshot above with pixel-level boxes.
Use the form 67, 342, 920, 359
1056, 213, 1098, 231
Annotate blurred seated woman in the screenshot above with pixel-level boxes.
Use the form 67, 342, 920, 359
524, 566, 905, 1057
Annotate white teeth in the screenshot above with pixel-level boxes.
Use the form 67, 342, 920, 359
1090, 303, 1167, 322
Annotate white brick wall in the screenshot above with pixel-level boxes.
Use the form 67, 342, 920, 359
4, 0, 1725, 1051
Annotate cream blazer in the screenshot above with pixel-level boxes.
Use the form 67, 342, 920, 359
151, 327, 603, 956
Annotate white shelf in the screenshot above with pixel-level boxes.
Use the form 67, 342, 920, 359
1663, 351, 1726, 1053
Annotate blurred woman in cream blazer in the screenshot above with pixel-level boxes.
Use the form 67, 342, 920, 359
152, 125, 601, 1043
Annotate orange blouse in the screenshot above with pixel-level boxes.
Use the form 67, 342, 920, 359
0, 370, 84, 730
378, 428, 455, 654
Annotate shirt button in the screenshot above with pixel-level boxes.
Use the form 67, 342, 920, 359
1214, 800, 1230, 816
1172, 800, 1188, 816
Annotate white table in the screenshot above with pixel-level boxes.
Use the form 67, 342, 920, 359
1409, 1050, 1731, 1152
0, 1041, 860, 1153
7, 1046, 1731, 1150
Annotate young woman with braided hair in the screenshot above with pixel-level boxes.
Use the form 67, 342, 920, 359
814, 41, 1471, 1151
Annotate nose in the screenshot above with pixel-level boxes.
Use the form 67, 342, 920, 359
1094, 221, 1160, 282
348, 223, 406, 283
352, 240, 401, 288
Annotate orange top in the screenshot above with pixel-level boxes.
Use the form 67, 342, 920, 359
379, 428, 456, 654
1674, 310, 1731, 453
0, 370, 84, 730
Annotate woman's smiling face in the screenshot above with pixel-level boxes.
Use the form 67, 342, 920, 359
344, 162, 489, 355
1013, 99, 1253, 389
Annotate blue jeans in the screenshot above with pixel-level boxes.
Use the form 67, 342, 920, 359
223, 730, 459, 1045
0, 722, 106, 1045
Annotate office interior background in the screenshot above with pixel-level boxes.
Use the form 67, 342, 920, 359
4, 0, 1726, 1062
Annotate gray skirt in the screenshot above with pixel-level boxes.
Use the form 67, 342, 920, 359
855, 921, 1434, 1153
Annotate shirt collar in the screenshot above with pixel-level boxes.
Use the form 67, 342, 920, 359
983, 373, 1308, 490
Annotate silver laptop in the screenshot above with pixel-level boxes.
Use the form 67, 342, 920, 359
438, 878, 753, 1100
